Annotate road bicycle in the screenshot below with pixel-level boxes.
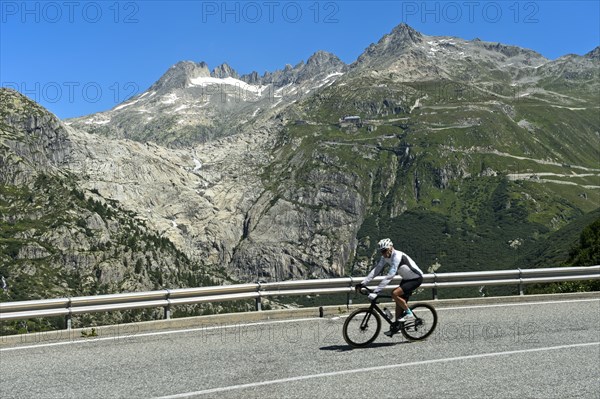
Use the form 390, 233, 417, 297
342, 288, 438, 348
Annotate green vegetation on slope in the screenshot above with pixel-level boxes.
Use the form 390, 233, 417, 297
526, 214, 600, 295
266, 73, 599, 287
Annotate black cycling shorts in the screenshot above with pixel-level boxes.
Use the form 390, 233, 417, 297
399, 277, 423, 301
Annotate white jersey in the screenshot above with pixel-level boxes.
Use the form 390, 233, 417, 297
361, 249, 423, 294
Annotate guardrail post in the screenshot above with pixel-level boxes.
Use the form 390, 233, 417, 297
164, 289, 172, 320
255, 282, 262, 311
432, 273, 438, 300
518, 269, 524, 296
255, 297, 262, 311
346, 278, 353, 309
65, 298, 72, 330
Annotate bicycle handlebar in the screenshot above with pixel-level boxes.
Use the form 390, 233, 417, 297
357, 286, 391, 300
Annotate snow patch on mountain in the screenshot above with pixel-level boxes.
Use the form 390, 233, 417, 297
114, 98, 141, 111
193, 158, 202, 171
189, 76, 267, 95
173, 104, 188, 113
161, 93, 179, 105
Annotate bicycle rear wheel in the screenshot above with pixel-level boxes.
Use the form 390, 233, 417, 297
343, 308, 381, 348
400, 303, 437, 341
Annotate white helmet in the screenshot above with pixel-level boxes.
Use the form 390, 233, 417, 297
377, 238, 393, 251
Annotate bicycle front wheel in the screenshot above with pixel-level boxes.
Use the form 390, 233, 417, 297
343, 308, 381, 348
401, 303, 438, 341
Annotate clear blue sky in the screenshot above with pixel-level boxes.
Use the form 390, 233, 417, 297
1, 1, 598, 119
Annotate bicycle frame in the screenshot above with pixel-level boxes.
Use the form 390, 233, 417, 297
366, 296, 421, 330
366, 296, 394, 325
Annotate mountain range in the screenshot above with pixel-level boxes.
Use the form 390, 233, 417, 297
1, 23, 599, 316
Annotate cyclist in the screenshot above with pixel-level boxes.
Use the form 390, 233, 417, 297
355, 238, 424, 337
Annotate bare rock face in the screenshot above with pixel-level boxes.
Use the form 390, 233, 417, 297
1, 91, 72, 185
1, 88, 225, 305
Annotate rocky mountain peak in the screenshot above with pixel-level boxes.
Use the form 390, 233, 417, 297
149, 61, 211, 92
257, 53, 347, 87
306, 50, 345, 69
585, 46, 600, 60
211, 63, 240, 79
297, 51, 346, 82
241, 70, 261, 84
355, 22, 423, 67
390, 22, 422, 42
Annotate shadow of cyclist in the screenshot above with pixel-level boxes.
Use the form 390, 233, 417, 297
319, 341, 409, 352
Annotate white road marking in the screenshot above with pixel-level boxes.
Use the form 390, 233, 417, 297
155, 342, 600, 398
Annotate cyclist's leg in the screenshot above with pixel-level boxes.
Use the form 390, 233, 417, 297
391, 286, 409, 321
394, 278, 423, 318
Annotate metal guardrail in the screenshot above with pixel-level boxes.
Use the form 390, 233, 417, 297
1, 266, 598, 329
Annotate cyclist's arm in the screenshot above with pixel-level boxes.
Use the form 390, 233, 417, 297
360, 258, 385, 286
373, 256, 400, 294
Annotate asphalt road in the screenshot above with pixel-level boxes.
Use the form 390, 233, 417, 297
1, 298, 599, 398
